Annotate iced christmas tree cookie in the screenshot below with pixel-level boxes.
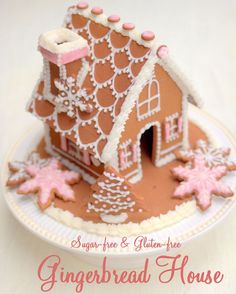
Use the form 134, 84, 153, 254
87, 166, 146, 224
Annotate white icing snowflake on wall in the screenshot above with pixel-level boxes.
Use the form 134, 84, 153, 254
54, 76, 93, 117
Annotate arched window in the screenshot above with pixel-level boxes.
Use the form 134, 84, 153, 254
137, 78, 160, 121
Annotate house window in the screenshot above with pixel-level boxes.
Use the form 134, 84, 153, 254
165, 113, 183, 143
68, 141, 84, 161
59, 134, 103, 167
119, 139, 137, 171
137, 78, 160, 121
68, 141, 92, 165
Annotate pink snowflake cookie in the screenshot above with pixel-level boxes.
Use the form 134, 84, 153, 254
17, 159, 80, 210
175, 139, 236, 170
172, 155, 233, 210
7, 152, 50, 187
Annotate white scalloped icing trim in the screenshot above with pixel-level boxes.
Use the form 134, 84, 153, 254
100, 52, 202, 165
45, 200, 196, 237
64, 7, 156, 48
158, 55, 203, 108
101, 49, 158, 166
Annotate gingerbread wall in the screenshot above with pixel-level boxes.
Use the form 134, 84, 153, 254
118, 63, 184, 180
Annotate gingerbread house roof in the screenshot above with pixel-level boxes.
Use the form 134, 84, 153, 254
28, 2, 202, 163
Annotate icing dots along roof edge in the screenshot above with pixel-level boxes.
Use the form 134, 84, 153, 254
64, 2, 203, 109
64, 3, 157, 48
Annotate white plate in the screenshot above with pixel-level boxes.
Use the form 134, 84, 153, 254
1, 105, 236, 268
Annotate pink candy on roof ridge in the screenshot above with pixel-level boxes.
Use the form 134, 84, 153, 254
91, 6, 103, 15
141, 31, 155, 41
77, 2, 89, 9
69, 2, 157, 45
157, 45, 169, 59
108, 15, 121, 23
122, 23, 135, 31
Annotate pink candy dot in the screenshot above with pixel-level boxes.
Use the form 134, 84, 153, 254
141, 31, 155, 41
156, 45, 169, 59
91, 6, 103, 15
122, 23, 135, 31
77, 2, 88, 9
108, 15, 120, 23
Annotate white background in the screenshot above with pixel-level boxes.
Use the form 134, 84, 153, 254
0, 0, 236, 293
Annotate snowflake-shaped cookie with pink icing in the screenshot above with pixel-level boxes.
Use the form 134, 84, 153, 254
175, 140, 236, 170
172, 155, 233, 210
17, 158, 80, 210
7, 152, 50, 187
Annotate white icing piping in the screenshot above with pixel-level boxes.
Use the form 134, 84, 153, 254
28, 4, 203, 169
156, 153, 176, 167
136, 77, 160, 121
160, 142, 182, 156
44, 126, 96, 184
137, 121, 161, 180
157, 56, 203, 108
39, 28, 88, 54
88, 170, 140, 217
128, 171, 142, 184
165, 112, 180, 143
100, 212, 128, 224
76, 58, 90, 87
64, 7, 156, 49
101, 48, 158, 165
30, 15, 152, 162
119, 139, 133, 171
182, 94, 189, 148
43, 59, 53, 102
41, 111, 223, 236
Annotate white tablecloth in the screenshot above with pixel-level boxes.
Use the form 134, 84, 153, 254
0, 0, 236, 293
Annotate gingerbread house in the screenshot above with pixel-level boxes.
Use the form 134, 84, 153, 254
27, 3, 201, 184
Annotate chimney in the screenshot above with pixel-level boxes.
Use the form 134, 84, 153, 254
38, 28, 89, 98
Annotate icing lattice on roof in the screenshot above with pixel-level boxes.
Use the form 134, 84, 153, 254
28, 3, 203, 164
28, 7, 153, 161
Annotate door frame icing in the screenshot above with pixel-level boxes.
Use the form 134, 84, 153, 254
128, 121, 161, 183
